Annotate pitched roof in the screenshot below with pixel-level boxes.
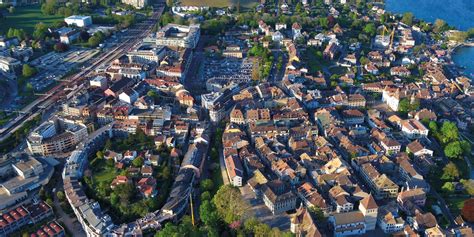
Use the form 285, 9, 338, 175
360, 194, 378, 210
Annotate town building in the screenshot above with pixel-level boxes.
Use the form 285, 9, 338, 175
156, 24, 200, 49
64, 15, 92, 27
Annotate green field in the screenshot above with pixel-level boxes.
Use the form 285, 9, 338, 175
0, 6, 63, 34
180, 0, 258, 8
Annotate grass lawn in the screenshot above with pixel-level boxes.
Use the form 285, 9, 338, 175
93, 166, 118, 183
180, 0, 258, 9
0, 6, 63, 34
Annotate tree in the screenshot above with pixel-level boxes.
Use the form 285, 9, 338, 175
213, 185, 250, 224
56, 191, 65, 201
201, 191, 211, 201
22, 64, 37, 78
441, 182, 455, 193
434, 19, 448, 33
401, 12, 414, 26
441, 162, 460, 181
363, 23, 376, 37
199, 200, 220, 227
444, 141, 463, 159
309, 206, 326, 222
114, 183, 134, 205
460, 179, 474, 195
132, 156, 144, 167
33, 22, 48, 40
461, 198, 474, 222
254, 223, 271, 236
200, 179, 214, 192
440, 121, 459, 144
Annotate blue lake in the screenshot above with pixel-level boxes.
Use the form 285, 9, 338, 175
385, 0, 474, 79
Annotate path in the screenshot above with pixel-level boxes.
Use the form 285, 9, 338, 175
218, 147, 230, 185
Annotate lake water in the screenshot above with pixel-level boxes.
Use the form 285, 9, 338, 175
385, 0, 474, 79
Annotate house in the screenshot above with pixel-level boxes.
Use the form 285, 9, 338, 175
377, 206, 405, 233
380, 137, 401, 154
137, 177, 157, 198
342, 109, 365, 125
272, 31, 284, 43
292, 22, 302, 40
224, 155, 244, 187
330, 211, 366, 237
406, 140, 433, 157
365, 63, 379, 75
391, 66, 411, 77
141, 165, 153, 177
119, 88, 139, 104
400, 119, 429, 139
359, 195, 378, 231
324, 42, 339, 60
411, 211, 437, 231
290, 206, 322, 237
59, 29, 81, 44
262, 180, 297, 215
110, 175, 130, 189
397, 188, 426, 212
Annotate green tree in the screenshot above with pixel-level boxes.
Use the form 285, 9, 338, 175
213, 185, 250, 224
201, 191, 211, 201
401, 12, 414, 26
363, 23, 376, 37
96, 150, 104, 159
56, 191, 65, 201
22, 64, 37, 78
254, 223, 271, 236
441, 182, 455, 193
199, 200, 220, 227
33, 22, 48, 40
440, 121, 459, 144
309, 206, 326, 222
132, 156, 144, 167
200, 179, 214, 192
434, 19, 448, 33
444, 141, 463, 159
441, 162, 460, 181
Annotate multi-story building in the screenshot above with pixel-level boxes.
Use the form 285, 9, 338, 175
400, 119, 429, 139
27, 117, 88, 156
156, 24, 200, 49
359, 195, 378, 231
64, 15, 92, 27
127, 45, 166, 64
330, 211, 366, 237
262, 180, 297, 215
121, 0, 147, 9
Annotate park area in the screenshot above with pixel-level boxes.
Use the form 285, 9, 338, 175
82, 131, 175, 223
0, 6, 63, 34
180, 0, 258, 9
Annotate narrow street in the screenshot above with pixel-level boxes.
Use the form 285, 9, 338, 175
219, 147, 230, 186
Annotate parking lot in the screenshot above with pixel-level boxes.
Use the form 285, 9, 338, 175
240, 184, 291, 231
29, 48, 98, 91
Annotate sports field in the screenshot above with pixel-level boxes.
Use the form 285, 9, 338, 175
180, 0, 259, 8
0, 6, 63, 34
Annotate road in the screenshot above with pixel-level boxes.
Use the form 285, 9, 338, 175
0, 7, 164, 142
